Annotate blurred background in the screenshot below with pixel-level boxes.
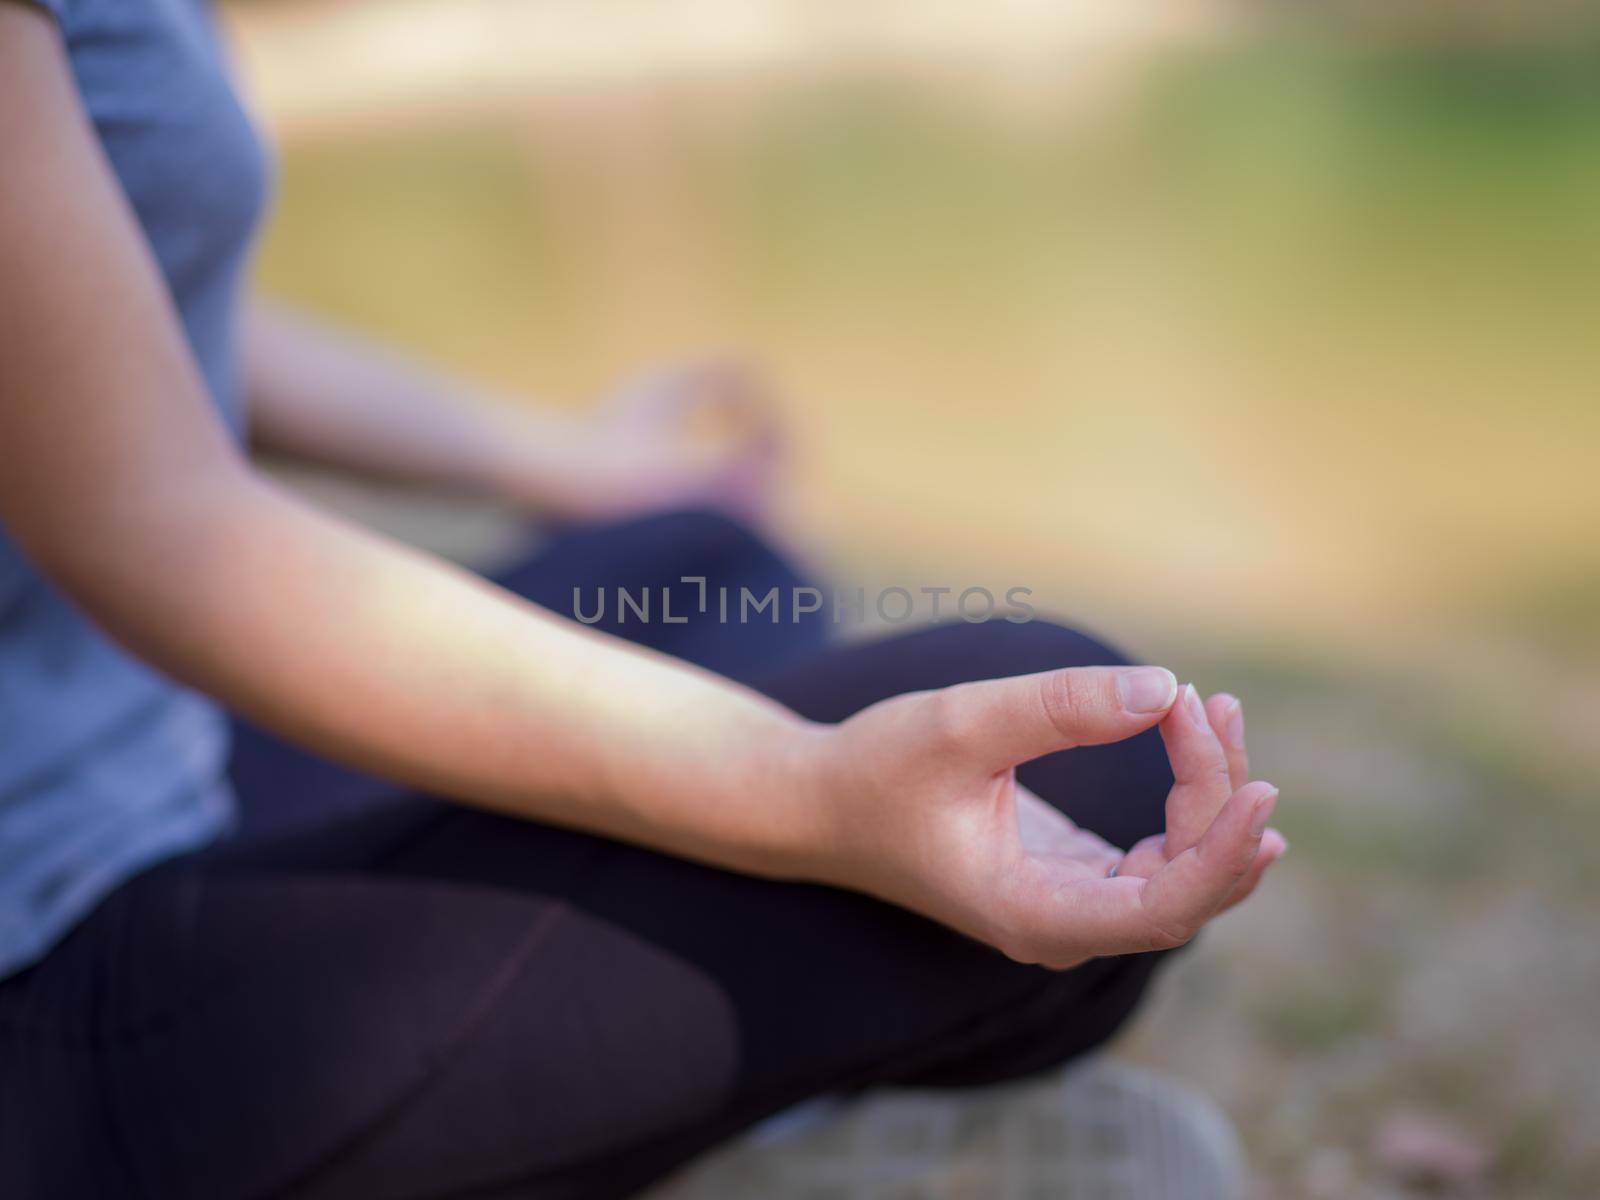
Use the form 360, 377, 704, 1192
223, 1, 1600, 1195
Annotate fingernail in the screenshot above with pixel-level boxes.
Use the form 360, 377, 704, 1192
1117, 667, 1177, 713
1249, 788, 1279, 837
1225, 699, 1244, 747
1184, 683, 1206, 723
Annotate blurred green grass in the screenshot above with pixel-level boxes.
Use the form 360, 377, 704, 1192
257, 34, 1600, 642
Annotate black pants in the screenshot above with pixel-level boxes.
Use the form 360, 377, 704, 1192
0, 511, 1175, 1200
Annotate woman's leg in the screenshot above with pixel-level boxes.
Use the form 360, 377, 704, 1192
391, 622, 1179, 1195
412, 620, 1173, 1195
0, 617, 1170, 1200
495, 509, 829, 683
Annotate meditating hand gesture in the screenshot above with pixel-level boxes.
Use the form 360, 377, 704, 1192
808, 667, 1285, 968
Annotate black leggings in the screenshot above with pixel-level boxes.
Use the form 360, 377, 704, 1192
0, 511, 1175, 1200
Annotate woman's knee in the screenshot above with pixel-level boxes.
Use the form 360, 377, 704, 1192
613, 507, 789, 577
816, 617, 1134, 696
1016, 951, 1172, 1079
929, 616, 1135, 680
896, 950, 1170, 1089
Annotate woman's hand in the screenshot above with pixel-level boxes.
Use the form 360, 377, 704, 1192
244, 305, 784, 529
497, 360, 785, 527
803, 667, 1285, 969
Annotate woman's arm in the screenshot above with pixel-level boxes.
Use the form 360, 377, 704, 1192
244, 301, 577, 504
0, 11, 818, 877
245, 300, 781, 525
0, 9, 1280, 965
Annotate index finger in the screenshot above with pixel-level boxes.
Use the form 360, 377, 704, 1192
1160, 684, 1234, 857
1205, 692, 1248, 792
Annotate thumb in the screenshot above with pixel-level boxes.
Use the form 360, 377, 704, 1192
936, 665, 1178, 771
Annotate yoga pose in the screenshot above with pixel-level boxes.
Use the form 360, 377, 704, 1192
0, 2, 1285, 1196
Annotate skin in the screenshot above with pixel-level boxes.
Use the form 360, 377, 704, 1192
0, 5, 1283, 971
245, 301, 784, 528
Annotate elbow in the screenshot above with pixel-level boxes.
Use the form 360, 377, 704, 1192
12, 449, 260, 635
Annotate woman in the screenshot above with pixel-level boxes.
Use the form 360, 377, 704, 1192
0, 2, 1285, 1197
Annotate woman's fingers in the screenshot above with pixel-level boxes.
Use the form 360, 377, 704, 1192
1135, 781, 1278, 949
933, 665, 1178, 772
1009, 782, 1276, 965
612, 359, 759, 427
1115, 833, 1168, 880
674, 362, 787, 472
1205, 692, 1248, 792
1110, 690, 1242, 881
1217, 828, 1287, 913
1160, 684, 1235, 857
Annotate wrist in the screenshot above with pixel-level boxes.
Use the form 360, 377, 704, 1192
477, 406, 593, 515
752, 716, 850, 884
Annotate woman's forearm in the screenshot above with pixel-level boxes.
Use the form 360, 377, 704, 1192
243, 302, 785, 527
233, 306, 813, 863
1, 38, 821, 885
243, 301, 580, 506
74, 455, 830, 878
